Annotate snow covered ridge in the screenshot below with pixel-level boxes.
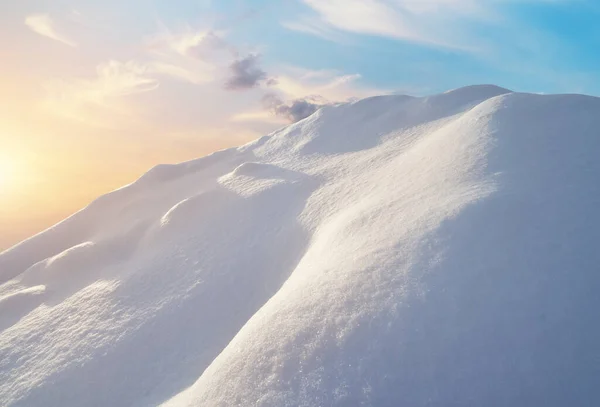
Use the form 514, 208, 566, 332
2, 85, 600, 406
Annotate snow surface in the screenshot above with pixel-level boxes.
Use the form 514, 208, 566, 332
1, 85, 600, 406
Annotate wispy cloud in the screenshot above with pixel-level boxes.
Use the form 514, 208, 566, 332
301, 0, 422, 42
145, 27, 235, 85
271, 67, 383, 101
148, 62, 211, 85
175, 31, 232, 59
25, 14, 77, 47
291, 0, 495, 51
281, 18, 349, 43
149, 26, 278, 91
230, 110, 289, 124
294, 0, 585, 55
43, 60, 158, 127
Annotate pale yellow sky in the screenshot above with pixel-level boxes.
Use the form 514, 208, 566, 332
0, 123, 251, 251
0, 58, 259, 251
0, 93, 258, 250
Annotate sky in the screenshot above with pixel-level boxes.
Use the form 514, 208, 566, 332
1, 0, 599, 250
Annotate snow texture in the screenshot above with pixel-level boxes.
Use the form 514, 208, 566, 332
1, 85, 600, 406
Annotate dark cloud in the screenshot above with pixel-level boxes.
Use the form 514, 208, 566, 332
262, 93, 328, 123
224, 54, 270, 90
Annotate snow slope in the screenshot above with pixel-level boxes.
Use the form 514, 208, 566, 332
1, 85, 600, 406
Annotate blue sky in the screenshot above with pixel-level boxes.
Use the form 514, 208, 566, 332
6, 0, 600, 96
177, 0, 600, 95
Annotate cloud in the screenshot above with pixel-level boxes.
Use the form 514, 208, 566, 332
183, 32, 234, 59
94, 61, 159, 96
149, 27, 273, 89
151, 29, 233, 59
25, 14, 77, 47
146, 28, 240, 85
230, 110, 289, 125
232, 66, 386, 126
231, 66, 388, 124
301, 0, 421, 42
262, 93, 328, 123
148, 62, 211, 85
43, 60, 159, 127
293, 0, 492, 50
281, 18, 349, 43
224, 54, 272, 90
271, 67, 384, 101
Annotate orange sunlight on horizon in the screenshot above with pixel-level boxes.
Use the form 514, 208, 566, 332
0, 123, 252, 252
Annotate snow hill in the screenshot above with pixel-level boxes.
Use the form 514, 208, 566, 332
1, 85, 600, 407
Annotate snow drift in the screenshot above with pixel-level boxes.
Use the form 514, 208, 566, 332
1, 85, 600, 406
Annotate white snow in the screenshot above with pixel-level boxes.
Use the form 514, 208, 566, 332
1, 85, 600, 406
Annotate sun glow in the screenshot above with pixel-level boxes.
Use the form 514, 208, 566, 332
0, 155, 16, 191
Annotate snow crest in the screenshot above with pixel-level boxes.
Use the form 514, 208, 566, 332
1, 85, 600, 407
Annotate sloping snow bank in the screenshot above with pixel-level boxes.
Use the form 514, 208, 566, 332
1, 85, 600, 407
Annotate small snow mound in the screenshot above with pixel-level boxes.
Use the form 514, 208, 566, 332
442, 84, 512, 98
159, 190, 225, 228
230, 162, 303, 181
0, 285, 46, 309
0, 286, 46, 331
46, 241, 96, 268
160, 198, 192, 227
14, 241, 97, 288
433, 84, 512, 108
232, 162, 273, 177
0, 285, 46, 301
